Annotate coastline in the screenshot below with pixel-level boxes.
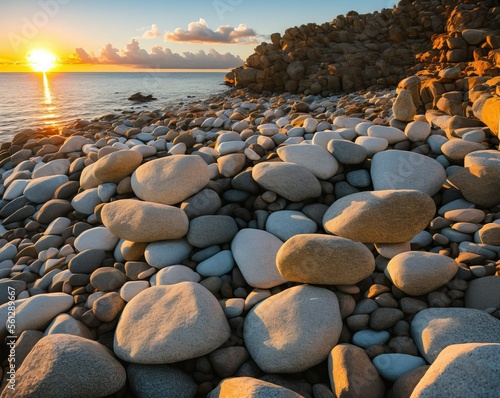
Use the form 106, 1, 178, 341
0, 0, 499, 396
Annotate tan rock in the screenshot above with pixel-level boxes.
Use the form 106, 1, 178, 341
385, 251, 458, 296
101, 199, 189, 242
393, 89, 416, 122
329, 343, 385, 398
208, 377, 304, 398
478, 223, 500, 245
276, 234, 375, 285
323, 190, 436, 243
92, 150, 143, 183
481, 97, 500, 137
447, 166, 500, 207
131, 155, 211, 205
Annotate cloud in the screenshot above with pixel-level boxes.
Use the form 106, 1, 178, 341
142, 24, 161, 39
74, 39, 244, 69
166, 18, 258, 44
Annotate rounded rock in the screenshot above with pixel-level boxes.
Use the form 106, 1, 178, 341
131, 155, 211, 205
101, 199, 189, 243
114, 282, 231, 364
244, 285, 342, 373
277, 234, 375, 285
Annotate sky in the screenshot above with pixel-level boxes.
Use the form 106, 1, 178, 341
0, 0, 397, 72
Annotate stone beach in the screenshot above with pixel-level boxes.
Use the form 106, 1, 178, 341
0, 0, 499, 397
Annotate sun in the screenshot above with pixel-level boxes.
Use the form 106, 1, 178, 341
27, 49, 56, 72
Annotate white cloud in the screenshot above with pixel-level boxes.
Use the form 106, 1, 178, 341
166, 18, 258, 44
74, 39, 244, 69
142, 24, 161, 39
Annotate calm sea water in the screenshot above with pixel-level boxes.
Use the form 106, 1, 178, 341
0, 72, 228, 142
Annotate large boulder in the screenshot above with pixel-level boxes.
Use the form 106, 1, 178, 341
252, 162, 322, 202
131, 155, 211, 205
244, 285, 342, 373
101, 199, 189, 242
411, 308, 500, 363
323, 190, 436, 243
1, 334, 125, 398
371, 150, 446, 196
276, 234, 375, 285
114, 282, 230, 363
411, 343, 500, 398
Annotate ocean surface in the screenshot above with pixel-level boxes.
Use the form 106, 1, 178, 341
0, 72, 228, 143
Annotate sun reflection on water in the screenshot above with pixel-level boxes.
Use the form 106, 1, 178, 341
41, 72, 57, 126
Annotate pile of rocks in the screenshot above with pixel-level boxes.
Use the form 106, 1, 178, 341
226, 0, 499, 95
0, 0, 499, 396
0, 74, 498, 397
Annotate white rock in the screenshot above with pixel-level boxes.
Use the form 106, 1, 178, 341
368, 125, 407, 144
405, 121, 431, 142
155, 265, 201, 285
276, 144, 339, 180
74, 227, 119, 252
355, 136, 389, 157
120, 281, 150, 302
231, 229, 286, 289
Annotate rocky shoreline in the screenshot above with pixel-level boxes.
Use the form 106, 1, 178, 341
0, 0, 499, 397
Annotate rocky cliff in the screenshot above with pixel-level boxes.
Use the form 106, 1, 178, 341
225, 0, 500, 95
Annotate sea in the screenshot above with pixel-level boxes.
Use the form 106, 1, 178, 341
0, 72, 228, 143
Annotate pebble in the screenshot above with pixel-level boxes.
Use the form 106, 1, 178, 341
196, 250, 234, 277
372, 353, 427, 382
155, 265, 201, 285
144, 239, 193, 269
352, 329, 390, 348
265, 210, 317, 241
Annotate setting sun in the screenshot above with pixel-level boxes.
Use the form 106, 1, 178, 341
27, 49, 56, 72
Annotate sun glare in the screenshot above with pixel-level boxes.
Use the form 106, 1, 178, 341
27, 49, 56, 72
